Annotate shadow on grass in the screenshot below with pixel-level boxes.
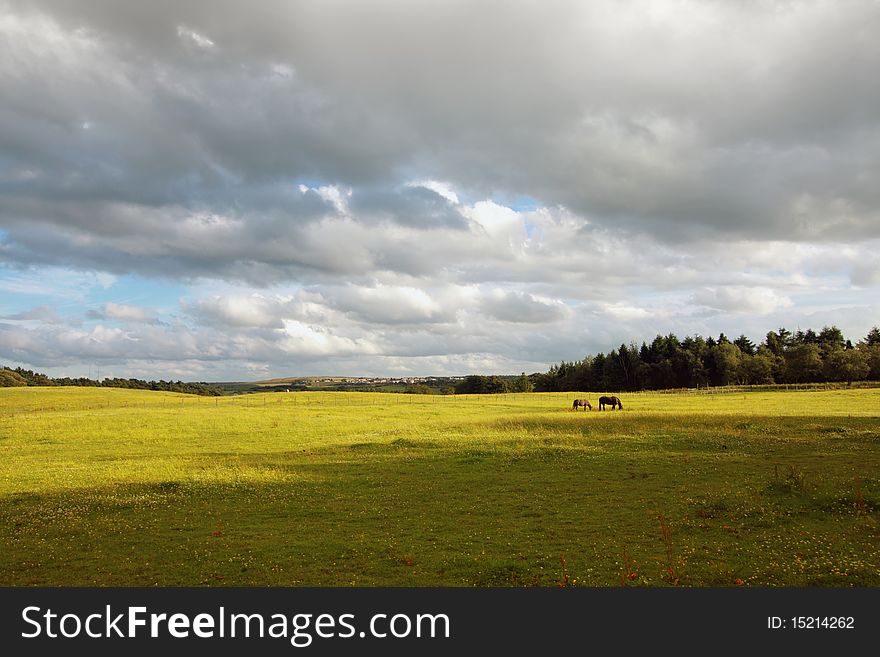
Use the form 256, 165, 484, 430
2, 432, 879, 587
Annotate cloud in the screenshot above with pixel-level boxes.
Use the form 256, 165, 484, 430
186, 295, 288, 328
86, 302, 160, 324
692, 286, 794, 315
599, 303, 653, 322
317, 283, 466, 325
347, 184, 469, 230
2, 304, 63, 324
406, 180, 459, 205
852, 262, 880, 287
279, 320, 379, 358
1, 1, 879, 379
176, 25, 215, 50
481, 290, 571, 324
3, 0, 878, 256
0, 266, 115, 299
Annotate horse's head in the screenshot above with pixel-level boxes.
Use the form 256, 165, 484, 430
616, 399, 623, 409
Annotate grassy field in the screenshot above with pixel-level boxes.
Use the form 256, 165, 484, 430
1, 387, 878, 586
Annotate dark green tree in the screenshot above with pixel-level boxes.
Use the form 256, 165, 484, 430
512, 372, 534, 393
818, 326, 845, 355
784, 344, 823, 383
739, 353, 774, 384
734, 335, 756, 356
823, 349, 869, 384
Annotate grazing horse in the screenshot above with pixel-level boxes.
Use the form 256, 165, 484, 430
572, 399, 592, 411
598, 395, 623, 410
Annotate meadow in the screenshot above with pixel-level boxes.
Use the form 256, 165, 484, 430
0, 387, 878, 586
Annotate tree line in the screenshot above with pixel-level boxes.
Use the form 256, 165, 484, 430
0, 366, 224, 396
532, 326, 880, 392
454, 373, 534, 394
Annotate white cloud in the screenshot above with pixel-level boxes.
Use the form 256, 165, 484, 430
177, 25, 215, 49
187, 295, 287, 328
99, 302, 159, 324
600, 303, 653, 322
279, 320, 379, 357
692, 286, 794, 315
464, 201, 525, 242
319, 283, 464, 325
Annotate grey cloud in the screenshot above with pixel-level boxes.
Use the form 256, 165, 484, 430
2, 0, 878, 261
852, 261, 880, 286
2, 304, 64, 324
0, 185, 470, 283
347, 185, 469, 230
481, 291, 572, 324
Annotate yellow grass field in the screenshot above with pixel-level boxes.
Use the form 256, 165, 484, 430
1, 386, 878, 586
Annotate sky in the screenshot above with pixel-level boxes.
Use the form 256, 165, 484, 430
1, 0, 879, 381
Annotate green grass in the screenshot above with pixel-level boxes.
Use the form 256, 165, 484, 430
1, 387, 878, 586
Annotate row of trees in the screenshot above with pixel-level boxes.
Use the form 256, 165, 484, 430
454, 373, 534, 394
0, 366, 224, 396
532, 326, 880, 392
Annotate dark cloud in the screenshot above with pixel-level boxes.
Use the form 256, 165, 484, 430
2, 0, 877, 264
348, 185, 469, 230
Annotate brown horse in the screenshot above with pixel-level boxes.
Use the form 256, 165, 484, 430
572, 399, 592, 411
598, 395, 622, 410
